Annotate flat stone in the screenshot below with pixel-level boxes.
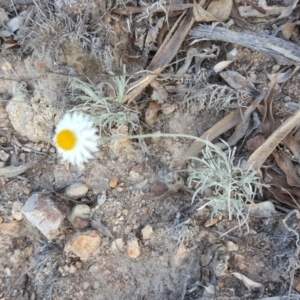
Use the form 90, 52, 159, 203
227, 241, 239, 252
127, 237, 141, 258
6, 91, 55, 142
129, 170, 140, 179
130, 164, 143, 175
64, 230, 101, 261
22, 194, 65, 240
141, 224, 153, 240
0, 220, 19, 233
65, 182, 88, 199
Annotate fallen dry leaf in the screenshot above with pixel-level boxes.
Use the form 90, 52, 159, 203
125, 9, 195, 104
223, 93, 266, 148
283, 134, 300, 164
267, 66, 299, 84
2, 39, 20, 50
260, 74, 279, 137
193, 0, 217, 22
144, 17, 164, 58
277, 0, 299, 19
246, 135, 266, 152
233, 272, 264, 296
282, 22, 300, 40
272, 150, 300, 187
207, 0, 233, 22
266, 170, 300, 209
150, 79, 168, 103
213, 60, 233, 73
220, 71, 259, 96
248, 109, 300, 171
145, 102, 161, 126
0, 161, 37, 178
230, 0, 255, 30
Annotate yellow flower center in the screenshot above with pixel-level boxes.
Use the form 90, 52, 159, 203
56, 129, 77, 150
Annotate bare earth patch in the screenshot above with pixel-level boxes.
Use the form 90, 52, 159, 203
1, 1, 300, 299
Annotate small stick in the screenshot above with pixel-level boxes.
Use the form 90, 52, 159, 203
243, 0, 267, 14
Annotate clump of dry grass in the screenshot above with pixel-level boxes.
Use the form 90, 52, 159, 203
188, 140, 265, 230
70, 74, 139, 135
32, 242, 62, 299
18, 2, 115, 72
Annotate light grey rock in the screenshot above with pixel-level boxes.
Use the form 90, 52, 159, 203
65, 182, 88, 199
141, 224, 153, 240
6, 89, 60, 142
22, 194, 65, 240
285, 102, 299, 111
227, 241, 239, 252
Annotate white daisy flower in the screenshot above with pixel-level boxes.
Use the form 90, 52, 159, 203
54, 112, 98, 166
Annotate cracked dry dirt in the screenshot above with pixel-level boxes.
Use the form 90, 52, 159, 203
1, 1, 300, 300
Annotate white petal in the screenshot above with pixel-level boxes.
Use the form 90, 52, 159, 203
53, 111, 98, 166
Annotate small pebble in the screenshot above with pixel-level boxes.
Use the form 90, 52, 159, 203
12, 201, 23, 221
0, 150, 9, 162
75, 261, 82, 269
0, 137, 7, 143
93, 282, 100, 290
227, 241, 239, 252
69, 265, 77, 274
122, 209, 129, 216
141, 206, 149, 214
141, 224, 153, 240
5, 267, 11, 276
83, 282, 89, 290
49, 147, 56, 154
272, 64, 280, 72
124, 225, 132, 234
65, 182, 88, 199
63, 265, 69, 273
23, 187, 30, 195
127, 237, 141, 258
0, 220, 19, 232
285, 102, 299, 111
129, 170, 140, 179
109, 176, 119, 188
